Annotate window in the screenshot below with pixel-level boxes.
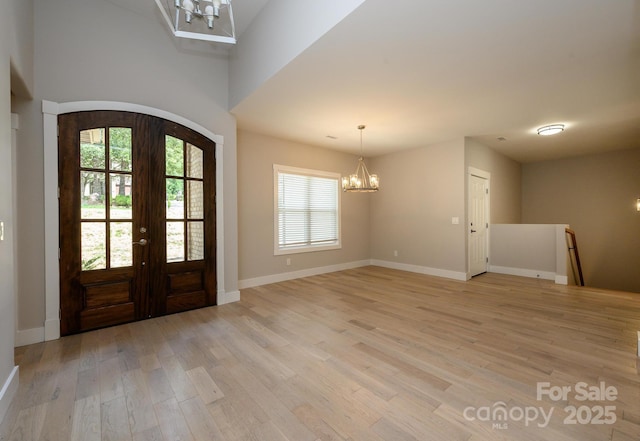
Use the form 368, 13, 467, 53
274, 164, 341, 255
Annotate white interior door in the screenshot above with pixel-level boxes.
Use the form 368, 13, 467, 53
469, 172, 489, 276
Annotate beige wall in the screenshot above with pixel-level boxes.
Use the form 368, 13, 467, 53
13, 0, 239, 333
2, 0, 34, 421
8, 0, 34, 98
369, 139, 467, 273
522, 148, 640, 293
490, 224, 566, 278
465, 138, 522, 224
238, 130, 370, 282
0, 50, 15, 423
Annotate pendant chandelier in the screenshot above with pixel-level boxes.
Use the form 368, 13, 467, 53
342, 125, 379, 192
155, 0, 236, 44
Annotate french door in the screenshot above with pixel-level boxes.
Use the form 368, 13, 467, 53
59, 111, 216, 335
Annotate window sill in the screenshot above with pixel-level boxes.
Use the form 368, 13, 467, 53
274, 243, 342, 256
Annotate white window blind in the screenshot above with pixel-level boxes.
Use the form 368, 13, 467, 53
274, 165, 341, 254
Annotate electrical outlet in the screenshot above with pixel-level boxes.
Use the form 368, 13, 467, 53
393, 250, 398, 257
0, 221, 4, 241
286, 258, 291, 266
452, 217, 460, 225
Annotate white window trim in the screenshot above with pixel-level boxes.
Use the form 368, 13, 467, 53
273, 164, 342, 255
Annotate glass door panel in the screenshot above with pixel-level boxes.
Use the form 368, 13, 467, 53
80, 127, 109, 271
110, 222, 133, 268
80, 127, 134, 272
186, 143, 203, 179
165, 136, 184, 175
164, 135, 205, 264
166, 221, 185, 262
80, 128, 106, 168
109, 127, 132, 171
110, 174, 132, 219
81, 171, 106, 219
187, 180, 204, 219
187, 221, 204, 261
81, 222, 107, 270
166, 178, 184, 219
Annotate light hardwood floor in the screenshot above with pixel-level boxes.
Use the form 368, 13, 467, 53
1, 266, 639, 441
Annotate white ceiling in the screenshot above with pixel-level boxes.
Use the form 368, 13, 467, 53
231, 0, 640, 163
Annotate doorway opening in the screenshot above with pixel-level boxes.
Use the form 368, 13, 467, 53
468, 167, 490, 277
58, 110, 217, 335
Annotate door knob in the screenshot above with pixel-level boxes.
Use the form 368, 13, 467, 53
133, 238, 148, 246
470, 229, 477, 233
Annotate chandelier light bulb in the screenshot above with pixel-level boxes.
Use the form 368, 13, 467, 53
182, 0, 194, 11
213, 0, 222, 17
204, 4, 214, 28
182, 0, 194, 22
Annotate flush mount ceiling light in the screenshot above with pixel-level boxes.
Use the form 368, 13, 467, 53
537, 124, 565, 136
155, 0, 236, 43
342, 125, 379, 193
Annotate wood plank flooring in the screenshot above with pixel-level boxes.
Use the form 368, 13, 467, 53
1, 266, 639, 440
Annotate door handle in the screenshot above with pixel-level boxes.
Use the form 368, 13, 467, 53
133, 238, 148, 246
470, 229, 477, 233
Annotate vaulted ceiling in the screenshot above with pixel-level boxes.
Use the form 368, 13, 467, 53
230, 0, 640, 163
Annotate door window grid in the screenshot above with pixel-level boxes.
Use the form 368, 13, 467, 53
165, 136, 205, 263
80, 127, 133, 270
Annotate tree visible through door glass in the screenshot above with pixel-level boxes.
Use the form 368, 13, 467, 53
80, 127, 133, 270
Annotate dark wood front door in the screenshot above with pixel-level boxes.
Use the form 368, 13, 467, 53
59, 111, 216, 335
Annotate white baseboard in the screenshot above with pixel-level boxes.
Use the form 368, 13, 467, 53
0, 366, 19, 424
44, 318, 60, 341
370, 259, 468, 281
555, 275, 568, 285
239, 259, 470, 289
239, 260, 371, 289
218, 289, 241, 305
15, 327, 45, 347
489, 265, 556, 281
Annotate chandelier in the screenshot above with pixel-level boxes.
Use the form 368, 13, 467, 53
155, 0, 236, 44
342, 125, 379, 192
